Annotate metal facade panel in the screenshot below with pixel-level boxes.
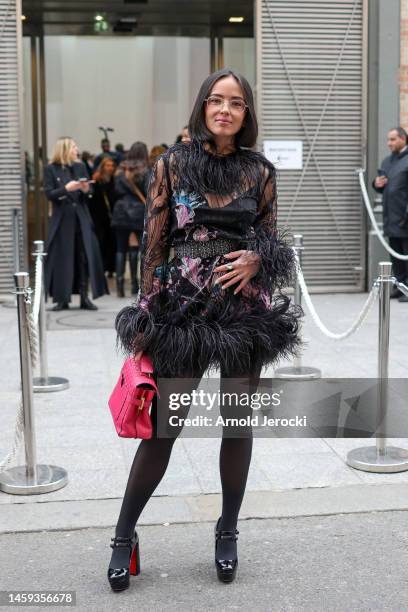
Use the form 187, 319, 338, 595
257, 0, 366, 292
0, 0, 25, 298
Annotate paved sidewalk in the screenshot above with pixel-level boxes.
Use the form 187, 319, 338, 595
1, 514, 407, 612
0, 290, 407, 535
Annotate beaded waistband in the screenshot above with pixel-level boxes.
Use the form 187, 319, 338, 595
173, 238, 240, 259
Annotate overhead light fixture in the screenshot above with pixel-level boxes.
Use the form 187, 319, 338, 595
94, 14, 109, 32
21, 15, 26, 21
229, 17, 244, 23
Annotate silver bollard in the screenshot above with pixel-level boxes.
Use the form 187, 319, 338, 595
31, 241, 70, 393
3, 209, 22, 309
0, 273, 68, 494
346, 262, 408, 472
274, 234, 321, 380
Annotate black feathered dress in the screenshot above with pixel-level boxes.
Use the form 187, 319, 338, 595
115, 140, 303, 378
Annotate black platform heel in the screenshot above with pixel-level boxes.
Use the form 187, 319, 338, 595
107, 531, 141, 592
214, 517, 239, 583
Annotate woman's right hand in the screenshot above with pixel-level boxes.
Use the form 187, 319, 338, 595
374, 176, 388, 189
65, 180, 81, 192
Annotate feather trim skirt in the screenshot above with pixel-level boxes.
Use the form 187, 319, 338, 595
115, 285, 303, 378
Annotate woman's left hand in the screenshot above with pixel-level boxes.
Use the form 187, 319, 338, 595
78, 181, 90, 193
213, 250, 261, 295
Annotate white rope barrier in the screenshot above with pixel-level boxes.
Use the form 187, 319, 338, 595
0, 289, 38, 473
358, 168, 408, 261
395, 280, 408, 297
32, 255, 42, 326
294, 253, 379, 340
28, 311, 39, 369
0, 404, 24, 473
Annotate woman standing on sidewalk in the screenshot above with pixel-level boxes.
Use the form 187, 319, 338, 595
44, 137, 108, 311
112, 143, 150, 297
107, 69, 302, 590
89, 156, 117, 277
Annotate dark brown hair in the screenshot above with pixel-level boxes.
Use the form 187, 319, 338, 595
126, 141, 149, 166
122, 141, 149, 179
188, 68, 258, 148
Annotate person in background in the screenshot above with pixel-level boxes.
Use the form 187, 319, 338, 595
111, 142, 150, 297
181, 125, 190, 143
43, 137, 108, 311
148, 145, 166, 168
94, 138, 120, 169
115, 143, 126, 164
89, 157, 117, 276
175, 125, 190, 144
81, 151, 94, 177
373, 126, 408, 302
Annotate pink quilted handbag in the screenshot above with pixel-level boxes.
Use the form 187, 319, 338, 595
108, 353, 159, 439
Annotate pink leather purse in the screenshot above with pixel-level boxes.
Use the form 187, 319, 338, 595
108, 353, 159, 439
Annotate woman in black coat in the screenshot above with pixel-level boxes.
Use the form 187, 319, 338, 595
89, 156, 117, 275
111, 143, 150, 297
43, 137, 109, 311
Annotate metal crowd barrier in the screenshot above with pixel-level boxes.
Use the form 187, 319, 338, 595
0, 273, 68, 494
32, 241, 69, 393
1, 230, 407, 491
275, 234, 321, 380
346, 262, 408, 473
283, 239, 408, 473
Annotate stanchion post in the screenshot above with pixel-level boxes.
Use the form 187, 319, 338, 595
0, 272, 69, 495
292, 235, 303, 369
377, 262, 391, 456
33, 241, 48, 382
274, 234, 321, 380
346, 262, 408, 473
3, 209, 22, 309
15, 273, 37, 481
31, 240, 70, 393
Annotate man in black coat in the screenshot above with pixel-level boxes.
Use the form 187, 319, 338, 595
44, 152, 109, 311
372, 127, 408, 302
94, 138, 120, 170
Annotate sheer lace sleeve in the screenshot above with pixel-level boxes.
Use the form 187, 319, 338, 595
256, 164, 278, 237
139, 155, 172, 298
246, 164, 295, 292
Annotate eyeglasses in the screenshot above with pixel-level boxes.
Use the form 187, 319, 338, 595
204, 95, 248, 113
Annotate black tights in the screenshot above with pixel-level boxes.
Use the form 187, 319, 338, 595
113, 365, 262, 548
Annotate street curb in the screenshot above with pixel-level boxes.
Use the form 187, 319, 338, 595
2, 482, 408, 534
